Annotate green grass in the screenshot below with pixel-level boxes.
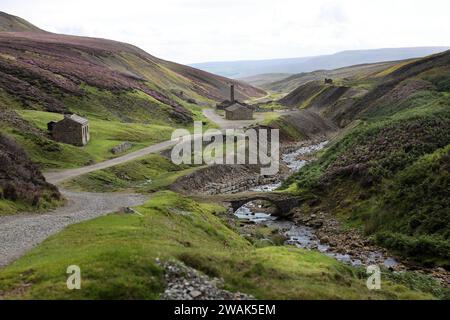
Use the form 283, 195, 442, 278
63, 153, 200, 193
11, 110, 175, 169
261, 112, 281, 125
265, 116, 305, 141
0, 191, 438, 300
0, 199, 28, 216
257, 102, 290, 111
64, 85, 183, 125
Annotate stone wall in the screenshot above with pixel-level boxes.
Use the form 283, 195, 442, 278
202, 175, 281, 195
172, 164, 285, 195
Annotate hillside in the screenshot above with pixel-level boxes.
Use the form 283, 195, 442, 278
0, 12, 265, 165
0, 132, 61, 215
0, 29, 265, 121
191, 47, 450, 79
0, 12, 42, 32
0, 11, 265, 211
262, 60, 407, 93
280, 50, 450, 268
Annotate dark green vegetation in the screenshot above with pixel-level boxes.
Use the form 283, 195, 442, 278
0, 191, 440, 299
282, 50, 450, 268
0, 133, 61, 215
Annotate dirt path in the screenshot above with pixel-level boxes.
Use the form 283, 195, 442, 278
45, 139, 178, 185
45, 109, 253, 185
0, 108, 260, 268
0, 189, 147, 267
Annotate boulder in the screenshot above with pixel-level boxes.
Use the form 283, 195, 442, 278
111, 142, 133, 154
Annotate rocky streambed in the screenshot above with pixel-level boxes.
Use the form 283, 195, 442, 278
234, 140, 402, 270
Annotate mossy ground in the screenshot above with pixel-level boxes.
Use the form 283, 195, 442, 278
0, 191, 439, 300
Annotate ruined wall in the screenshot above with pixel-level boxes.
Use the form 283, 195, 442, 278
52, 119, 85, 146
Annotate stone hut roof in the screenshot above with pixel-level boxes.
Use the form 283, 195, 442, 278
63, 114, 88, 125
225, 103, 251, 112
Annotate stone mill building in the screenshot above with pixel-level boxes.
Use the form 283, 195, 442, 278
217, 84, 254, 120
48, 114, 90, 146
225, 103, 253, 120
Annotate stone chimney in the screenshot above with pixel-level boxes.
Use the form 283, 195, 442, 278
230, 84, 235, 103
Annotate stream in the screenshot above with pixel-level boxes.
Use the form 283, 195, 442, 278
234, 141, 399, 268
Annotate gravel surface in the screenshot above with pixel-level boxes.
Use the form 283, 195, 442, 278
158, 260, 254, 300
0, 189, 147, 267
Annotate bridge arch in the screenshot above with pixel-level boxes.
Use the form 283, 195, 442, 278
211, 192, 303, 218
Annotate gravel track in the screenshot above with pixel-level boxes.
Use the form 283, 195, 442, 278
0, 189, 147, 267
0, 108, 256, 268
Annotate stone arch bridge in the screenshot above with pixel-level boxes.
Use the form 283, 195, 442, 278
203, 192, 307, 217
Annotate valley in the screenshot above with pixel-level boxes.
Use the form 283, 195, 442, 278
0, 11, 449, 301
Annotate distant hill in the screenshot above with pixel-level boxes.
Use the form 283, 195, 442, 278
239, 73, 292, 88
275, 49, 450, 125
262, 60, 407, 93
0, 12, 265, 124
0, 12, 43, 32
192, 47, 450, 79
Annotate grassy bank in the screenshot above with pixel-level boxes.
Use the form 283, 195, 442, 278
0, 191, 439, 300
282, 90, 450, 268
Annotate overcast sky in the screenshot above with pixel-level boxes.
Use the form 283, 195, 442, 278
2, 0, 449, 64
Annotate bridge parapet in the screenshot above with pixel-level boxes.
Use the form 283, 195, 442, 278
207, 192, 305, 217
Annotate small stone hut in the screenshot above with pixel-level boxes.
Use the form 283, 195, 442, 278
225, 103, 253, 120
48, 114, 90, 146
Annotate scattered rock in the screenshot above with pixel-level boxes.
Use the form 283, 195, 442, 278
158, 260, 254, 300
111, 142, 133, 155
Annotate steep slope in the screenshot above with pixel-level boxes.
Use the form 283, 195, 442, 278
0, 30, 264, 121
191, 47, 449, 79
282, 50, 450, 268
0, 12, 43, 32
0, 132, 61, 215
0, 12, 264, 123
